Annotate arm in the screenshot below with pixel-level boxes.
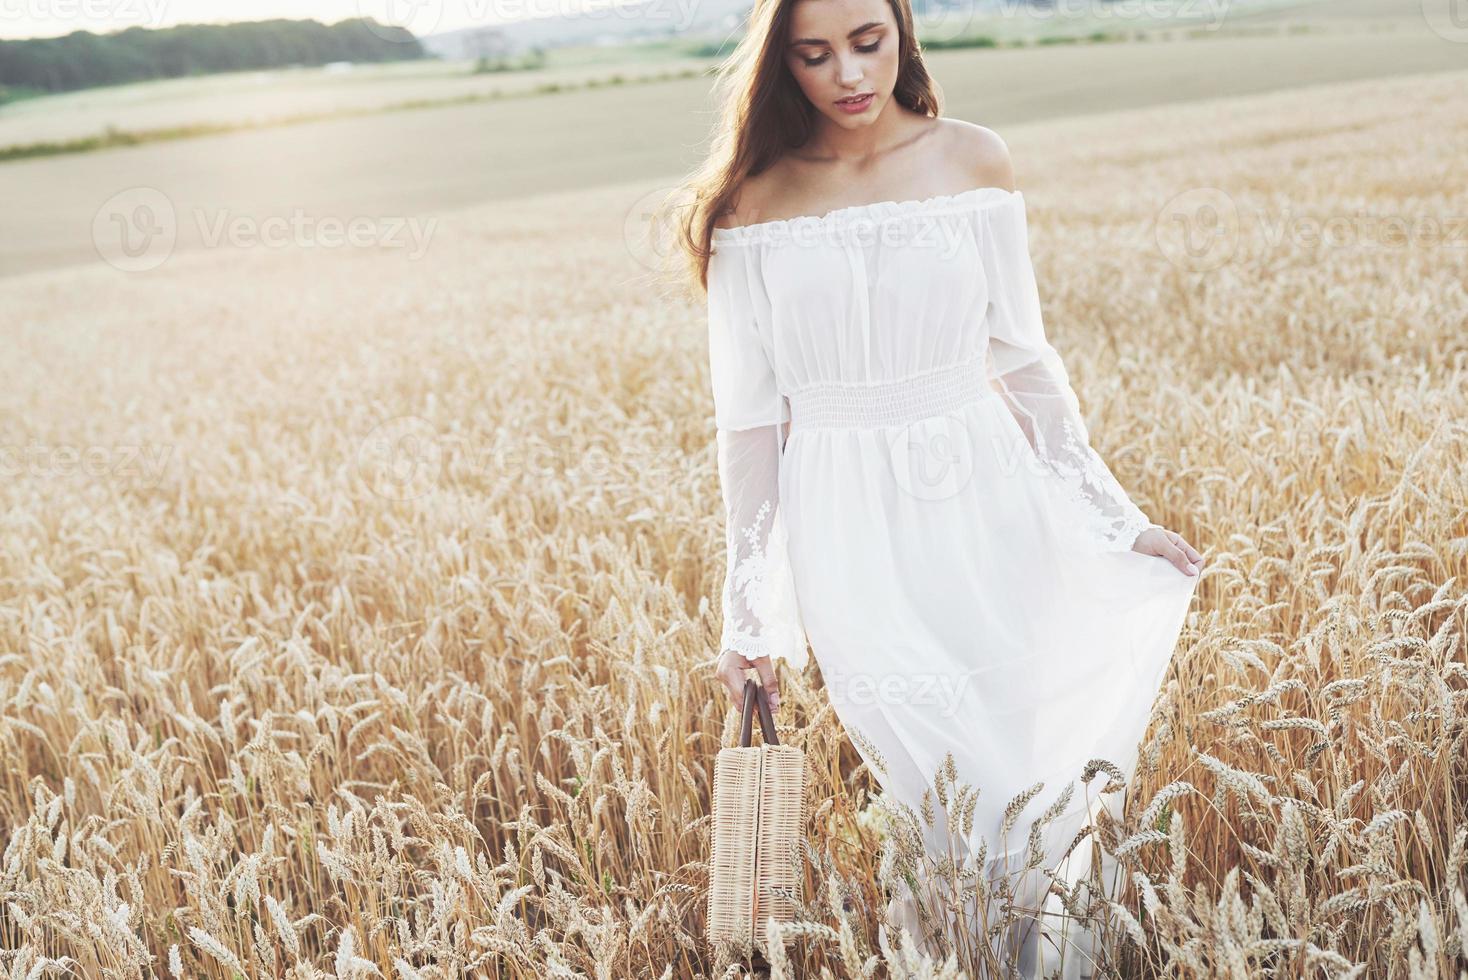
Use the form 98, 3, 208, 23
716, 424, 799, 662
978, 193, 1156, 553
706, 243, 809, 679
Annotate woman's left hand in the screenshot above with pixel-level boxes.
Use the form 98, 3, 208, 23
1132, 525, 1204, 576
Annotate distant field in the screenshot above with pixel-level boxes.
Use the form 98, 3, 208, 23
1212, 0, 1437, 26
0, 0, 1441, 155
918, 0, 1363, 43
4, 10, 1467, 280
1, 68, 1463, 977
0, 54, 714, 151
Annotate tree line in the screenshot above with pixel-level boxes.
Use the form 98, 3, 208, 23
0, 18, 429, 96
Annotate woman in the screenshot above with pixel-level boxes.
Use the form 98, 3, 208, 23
664, 0, 1204, 971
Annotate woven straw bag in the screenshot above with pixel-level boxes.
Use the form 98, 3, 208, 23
707, 677, 808, 954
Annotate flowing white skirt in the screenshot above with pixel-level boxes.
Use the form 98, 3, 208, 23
781, 389, 1200, 976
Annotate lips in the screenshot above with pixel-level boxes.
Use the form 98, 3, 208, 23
836, 93, 874, 105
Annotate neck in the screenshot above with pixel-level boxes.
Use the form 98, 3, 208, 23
801, 99, 924, 167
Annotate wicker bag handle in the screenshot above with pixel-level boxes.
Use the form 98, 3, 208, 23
738, 677, 780, 747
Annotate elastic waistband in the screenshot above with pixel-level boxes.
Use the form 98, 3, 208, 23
788, 356, 993, 430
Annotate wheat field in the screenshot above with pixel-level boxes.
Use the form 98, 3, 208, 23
1, 67, 1465, 978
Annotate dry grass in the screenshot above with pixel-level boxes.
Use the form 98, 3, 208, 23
0, 68, 1465, 978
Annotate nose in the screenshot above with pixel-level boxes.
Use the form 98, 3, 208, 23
837, 55, 863, 86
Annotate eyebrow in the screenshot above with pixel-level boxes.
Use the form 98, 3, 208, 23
788, 21, 884, 47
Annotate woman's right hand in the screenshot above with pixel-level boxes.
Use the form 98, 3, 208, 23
1132, 524, 1205, 576
716, 648, 780, 714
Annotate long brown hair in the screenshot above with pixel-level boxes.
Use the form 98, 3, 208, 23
652, 0, 943, 296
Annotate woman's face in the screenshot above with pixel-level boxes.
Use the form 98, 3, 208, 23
783, 0, 901, 130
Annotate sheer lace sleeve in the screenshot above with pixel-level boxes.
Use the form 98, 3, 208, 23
978, 195, 1156, 553
706, 241, 809, 669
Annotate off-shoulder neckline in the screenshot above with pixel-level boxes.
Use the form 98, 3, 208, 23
711, 184, 1022, 245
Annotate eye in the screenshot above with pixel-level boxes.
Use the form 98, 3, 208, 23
800, 38, 880, 67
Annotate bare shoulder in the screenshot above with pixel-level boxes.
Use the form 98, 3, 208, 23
937, 117, 1015, 192
713, 165, 784, 230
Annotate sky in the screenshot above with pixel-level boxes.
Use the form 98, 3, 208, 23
0, 0, 570, 40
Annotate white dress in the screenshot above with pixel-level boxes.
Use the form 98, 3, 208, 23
707, 185, 1200, 976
